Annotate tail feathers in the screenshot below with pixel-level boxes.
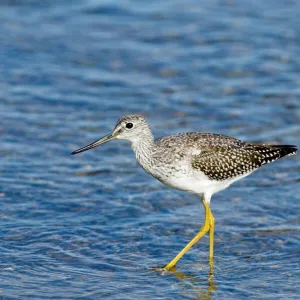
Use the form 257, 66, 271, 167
251, 144, 297, 165
271, 145, 297, 157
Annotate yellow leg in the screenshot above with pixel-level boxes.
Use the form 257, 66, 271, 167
164, 198, 214, 271
208, 208, 215, 270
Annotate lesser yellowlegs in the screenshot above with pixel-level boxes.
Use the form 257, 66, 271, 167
72, 114, 297, 271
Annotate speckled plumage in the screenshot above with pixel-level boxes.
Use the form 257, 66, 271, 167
72, 114, 297, 269
73, 115, 297, 201
131, 129, 296, 199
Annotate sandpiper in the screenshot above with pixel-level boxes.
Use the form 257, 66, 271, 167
72, 115, 297, 271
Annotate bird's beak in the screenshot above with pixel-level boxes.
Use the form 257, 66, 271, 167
71, 133, 115, 155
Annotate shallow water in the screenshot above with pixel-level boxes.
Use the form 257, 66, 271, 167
1, 0, 299, 299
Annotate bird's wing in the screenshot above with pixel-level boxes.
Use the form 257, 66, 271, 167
192, 143, 296, 181
191, 145, 261, 180
155, 133, 296, 179
155, 132, 245, 167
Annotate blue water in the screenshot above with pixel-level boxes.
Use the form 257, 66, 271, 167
1, 0, 299, 299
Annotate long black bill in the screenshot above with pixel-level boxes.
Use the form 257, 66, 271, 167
71, 133, 115, 155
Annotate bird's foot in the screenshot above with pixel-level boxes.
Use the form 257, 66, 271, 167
148, 265, 177, 275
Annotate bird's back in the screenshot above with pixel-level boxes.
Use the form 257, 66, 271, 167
153, 132, 297, 181
154, 132, 242, 162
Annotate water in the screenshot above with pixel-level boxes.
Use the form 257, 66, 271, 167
1, 0, 299, 299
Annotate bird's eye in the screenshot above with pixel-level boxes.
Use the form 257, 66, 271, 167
126, 123, 133, 129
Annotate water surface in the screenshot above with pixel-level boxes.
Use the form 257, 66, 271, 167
0, 0, 299, 299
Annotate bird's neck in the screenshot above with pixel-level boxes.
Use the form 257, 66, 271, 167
131, 132, 155, 170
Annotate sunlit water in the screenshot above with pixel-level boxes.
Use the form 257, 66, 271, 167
0, 0, 299, 299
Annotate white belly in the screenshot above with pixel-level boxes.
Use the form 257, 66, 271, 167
155, 170, 254, 198
135, 150, 254, 200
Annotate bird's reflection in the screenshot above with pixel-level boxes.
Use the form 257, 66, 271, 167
167, 265, 217, 299
151, 264, 217, 300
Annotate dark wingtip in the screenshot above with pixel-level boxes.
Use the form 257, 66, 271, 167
273, 145, 297, 156
274, 145, 297, 148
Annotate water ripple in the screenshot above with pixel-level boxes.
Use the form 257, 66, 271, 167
0, 0, 299, 299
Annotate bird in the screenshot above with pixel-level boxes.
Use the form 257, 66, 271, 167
71, 114, 297, 271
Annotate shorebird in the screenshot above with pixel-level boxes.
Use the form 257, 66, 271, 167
71, 115, 297, 271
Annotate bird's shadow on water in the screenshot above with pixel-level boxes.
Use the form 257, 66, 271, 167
148, 265, 217, 300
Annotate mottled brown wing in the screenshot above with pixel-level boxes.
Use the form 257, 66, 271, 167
191, 144, 297, 181
191, 146, 261, 180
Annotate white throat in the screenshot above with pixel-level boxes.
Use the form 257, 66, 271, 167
131, 134, 155, 172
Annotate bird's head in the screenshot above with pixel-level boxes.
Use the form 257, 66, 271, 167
71, 114, 151, 155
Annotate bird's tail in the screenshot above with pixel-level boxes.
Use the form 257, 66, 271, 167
252, 144, 297, 165
271, 145, 297, 157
